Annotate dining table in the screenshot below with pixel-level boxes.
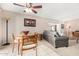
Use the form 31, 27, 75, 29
72, 31, 79, 43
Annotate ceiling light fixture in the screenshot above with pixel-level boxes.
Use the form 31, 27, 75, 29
24, 8, 32, 13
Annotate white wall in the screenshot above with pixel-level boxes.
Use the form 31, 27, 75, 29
14, 14, 59, 35
0, 18, 3, 45
0, 10, 17, 44
0, 11, 60, 44
64, 19, 79, 32
63, 19, 79, 38
0, 17, 16, 44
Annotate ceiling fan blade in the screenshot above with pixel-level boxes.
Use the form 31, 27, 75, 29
32, 5, 42, 8
13, 3, 25, 7
32, 9, 37, 14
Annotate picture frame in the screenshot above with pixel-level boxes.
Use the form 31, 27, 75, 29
61, 24, 64, 29
24, 18, 36, 27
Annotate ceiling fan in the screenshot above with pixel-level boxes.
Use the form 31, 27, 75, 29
13, 3, 42, 14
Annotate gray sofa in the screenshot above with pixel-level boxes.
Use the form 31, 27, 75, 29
43, 30, 69, 48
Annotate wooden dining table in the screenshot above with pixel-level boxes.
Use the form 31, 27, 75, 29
72, 31, 79, 43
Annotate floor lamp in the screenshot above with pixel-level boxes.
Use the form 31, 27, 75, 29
2, 18, 10, 46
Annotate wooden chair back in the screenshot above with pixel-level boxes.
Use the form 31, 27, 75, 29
12, 33, 15, 41
20, 32, 38, 56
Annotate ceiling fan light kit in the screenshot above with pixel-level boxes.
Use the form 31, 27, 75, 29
24, 8, 32, 13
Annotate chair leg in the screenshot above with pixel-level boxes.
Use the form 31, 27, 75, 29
76, 39, 78, 43
20, 44, 23, 56
18, 43, 19, 55
36, 43, 38, 56
36, 47, 37, 56
21, 50, 23, 56
12, 43, 15, 53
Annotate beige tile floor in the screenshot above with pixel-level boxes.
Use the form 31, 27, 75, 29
0, 39, 79, 56
0, 40, 59, 56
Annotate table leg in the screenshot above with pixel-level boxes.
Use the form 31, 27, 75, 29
76, 38, 78, 43
18, 43, 19, 55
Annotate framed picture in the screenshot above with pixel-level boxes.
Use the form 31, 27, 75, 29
61, 24, 64, 29
24, 18, 36, 27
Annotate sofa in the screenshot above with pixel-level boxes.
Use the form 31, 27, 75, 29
43, 30, 69, 48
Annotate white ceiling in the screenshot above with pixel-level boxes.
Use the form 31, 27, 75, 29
0, 3, 79, 21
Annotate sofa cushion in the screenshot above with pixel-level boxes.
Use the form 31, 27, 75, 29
56, 36, 69, 40
54, 32, 60, 37
56, 32, 61, 37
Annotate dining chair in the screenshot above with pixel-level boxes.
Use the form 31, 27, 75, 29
12, 33, 20, 55
20, 33, 38, 56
